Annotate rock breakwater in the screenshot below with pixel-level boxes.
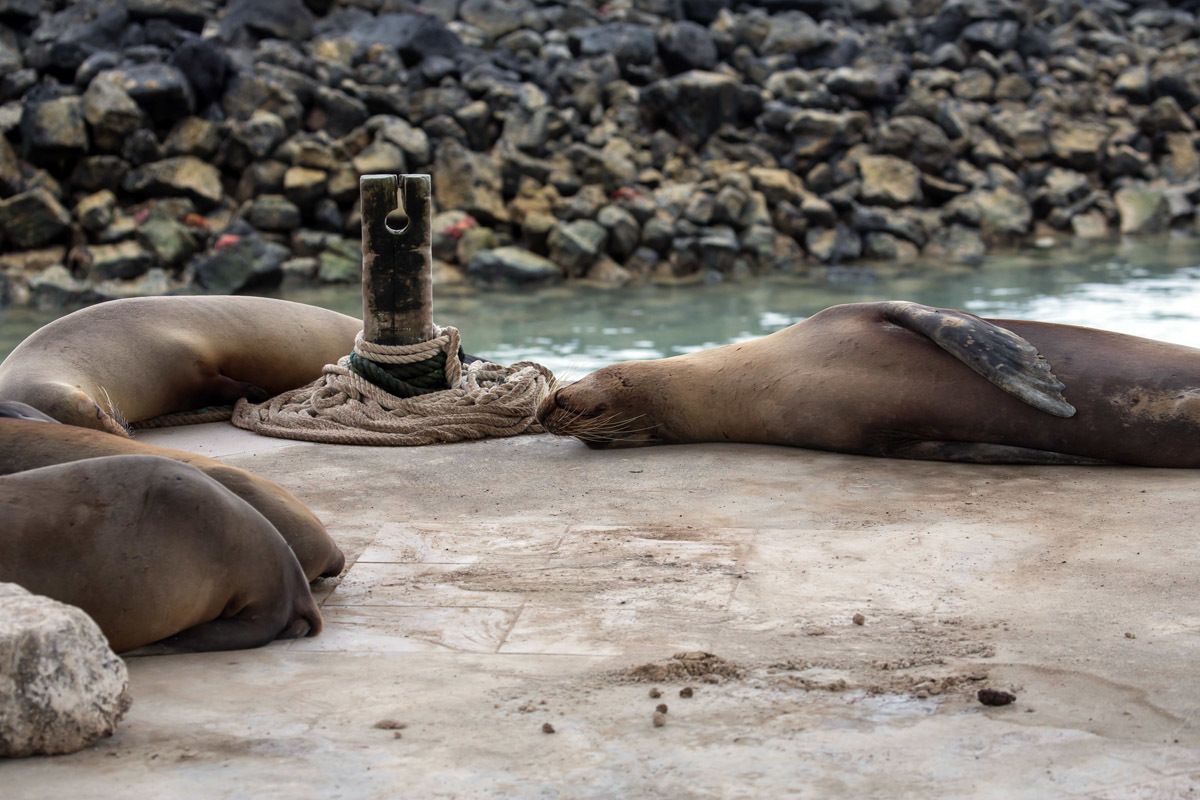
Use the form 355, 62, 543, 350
1, 0, 1199, 308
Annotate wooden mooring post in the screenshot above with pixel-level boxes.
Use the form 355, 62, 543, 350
360, 174, 435, 346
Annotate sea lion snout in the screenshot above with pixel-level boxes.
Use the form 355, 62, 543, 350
539, 383, 608, 427
537, 370, 666, 448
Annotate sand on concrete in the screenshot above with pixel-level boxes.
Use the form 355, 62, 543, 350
6, 423, 1199, 798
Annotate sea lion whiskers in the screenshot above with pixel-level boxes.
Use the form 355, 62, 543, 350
569, 415, 649, 439
97, 386, 131, 435
575, 412, 652, 437
540, 403, 606, 435
551, 407, 657, 446
544, 405, 610, 436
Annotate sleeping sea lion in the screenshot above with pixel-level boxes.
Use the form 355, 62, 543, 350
0, 295, 361, 435
0, 402, 343, 580
0, 455, 322, 653
538, 301, 1200, 467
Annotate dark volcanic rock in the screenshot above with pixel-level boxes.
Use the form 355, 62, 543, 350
874, 115, 954, 174
459, 0, 532, 41
343, 13, 463, 65
0, 0, 1195, 302
316, 237, 360, 284
571, 24, 657, 66
641, 71, 740, 149
191, 223, 286, 293
806, 225, 862, 264
787, 109, 870, 158
83, 74, 144, 153
434, 138, 508, 225
122, 128, 163, 166
246, 195, 302, 232
961, 19, 1019, 53
229, 111, 287, 162
0, 68, 37, 103
0, 189, 71, 249
466, 246, 562, 285
548, 219, 607, 277
70, 155, 130, 193
760, 12, 831, 56
220, 0, 315, 42
682, 0, 729, 25
20, 96, 89, 167
310, 86, 369, 139
222, 72, 304, 129
658, 21, 718, 75
0, 0, 50, 20
826, 67, 902, 103
26, 1, 129, 78
0, 139, 25, 197
127, 0, 207, 32
171, 36, 230, 109
89, 239, 155, 281
104, 64, 196, 125
137, 205, 199, 266
122, 156, 223, 208
75, 189, 116, 233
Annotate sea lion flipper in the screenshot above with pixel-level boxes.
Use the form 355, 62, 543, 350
0, 401, 60, 423
880, 301, 1077, 418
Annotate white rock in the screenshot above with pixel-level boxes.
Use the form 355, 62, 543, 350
0, 583, 132, 758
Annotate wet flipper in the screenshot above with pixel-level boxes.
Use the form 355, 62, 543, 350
156, 603, 320, 653
879, 301, 1076, 418
891, 440, 1112, 465
156, 617, 287, 653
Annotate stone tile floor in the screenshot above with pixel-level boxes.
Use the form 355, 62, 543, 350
7, 424, 1200, 798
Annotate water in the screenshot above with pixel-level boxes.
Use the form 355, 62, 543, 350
4, 236, 1200, 373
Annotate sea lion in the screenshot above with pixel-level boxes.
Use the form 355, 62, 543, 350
0, 455, 322, 653
0, 402, 344, 581
538, 301, 1200, 468
0, 295, 361, 436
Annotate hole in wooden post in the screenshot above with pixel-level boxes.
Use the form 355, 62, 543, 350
385, 206, 410, 235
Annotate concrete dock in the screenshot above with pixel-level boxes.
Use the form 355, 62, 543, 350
7, 423, 1200, 798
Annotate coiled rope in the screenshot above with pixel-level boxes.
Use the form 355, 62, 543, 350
226, 326, 554, 446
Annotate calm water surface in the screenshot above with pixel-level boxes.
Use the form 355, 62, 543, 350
4, 237, 1200, 374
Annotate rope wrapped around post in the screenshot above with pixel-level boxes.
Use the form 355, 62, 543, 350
144, 175, 555, 445
229, 326, 554, 446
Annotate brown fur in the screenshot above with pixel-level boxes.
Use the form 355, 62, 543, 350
539, 302, 1200, 467
0, 413, 345, 580
0, 295, 361, 436
0, 455, 322, 653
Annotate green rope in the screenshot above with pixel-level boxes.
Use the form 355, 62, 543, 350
348, 351, 449, 398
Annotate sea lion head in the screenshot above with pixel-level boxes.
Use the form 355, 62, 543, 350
17, 383, 132, 436
536, 363, 670, 449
